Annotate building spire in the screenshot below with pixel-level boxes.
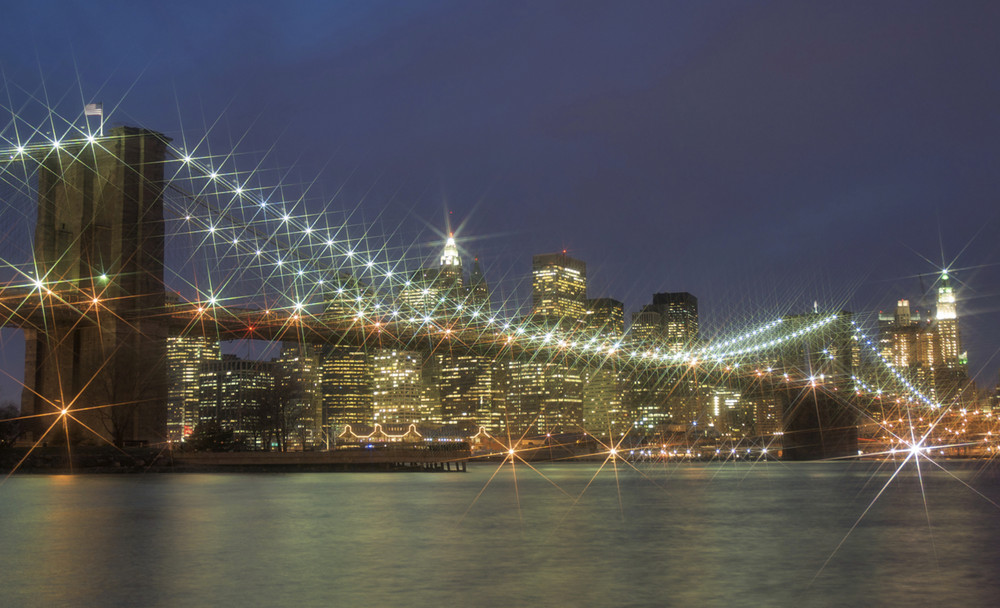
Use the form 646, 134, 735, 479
440, 232, 461, 268
936, 269, 956, 321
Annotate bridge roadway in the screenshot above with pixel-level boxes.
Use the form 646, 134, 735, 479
0, 281, 849, 390
2, 279, 871, 462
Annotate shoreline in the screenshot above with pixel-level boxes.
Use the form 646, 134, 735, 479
3, 445, 997, 475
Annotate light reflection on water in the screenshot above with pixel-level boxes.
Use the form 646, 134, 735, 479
1, 462, 999, 607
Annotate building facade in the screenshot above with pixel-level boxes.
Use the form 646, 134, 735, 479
531, 252, 588, 329
166, 335, 220, 441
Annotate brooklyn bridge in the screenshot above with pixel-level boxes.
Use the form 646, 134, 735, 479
0, 125, 950, 459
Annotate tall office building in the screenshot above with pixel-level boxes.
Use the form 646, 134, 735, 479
934, 272, 964, 370
398, 268, 440, 314
623, 293, 699, 434
468, 257, 490, 311
439, 352, 494, 427
878, 300, 921, 371
628, 306, 662, 344
199, 355, 275, 448
932, 271, 970, 401
437, 233, 463, 293
372, 349, 425, 424
582, 298, 626, 436
511, 252, 589, 433
506, 360, 583, 434
652, 292, 699, 352
324, 274, 372, 323
275, 343, 324, 450
582, 364, 626, 437
166, 335, 220, 441
585, 298, 625, 339
320, 346, 373, 433
878, 296, 942, 400
487, 357, 510, 432
398, 233, 466, 314
627, 292, 699, 352
531, 252, 588, 328
420, 352, 444, 424
399, 268, 441, 318
916, 326, 937, 371
711, 387, 749, 439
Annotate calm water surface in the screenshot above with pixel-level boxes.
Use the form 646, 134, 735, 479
2, 461, 999, 607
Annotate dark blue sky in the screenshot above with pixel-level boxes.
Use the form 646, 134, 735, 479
2, 0, 1000, 400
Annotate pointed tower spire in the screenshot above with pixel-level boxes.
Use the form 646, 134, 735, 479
936, 270, 956, 321
436, 230, 463, 294
440, 232, 461, 268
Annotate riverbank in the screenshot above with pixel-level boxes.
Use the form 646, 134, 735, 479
0, 444, 471, 474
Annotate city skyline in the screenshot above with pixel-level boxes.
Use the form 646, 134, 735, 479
150, 231, 978, 453
2, 1, 1000, 406
0, 212, 992, 405
2, 5, 1000, 606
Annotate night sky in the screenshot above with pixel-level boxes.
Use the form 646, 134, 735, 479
2, 1, 1000, 401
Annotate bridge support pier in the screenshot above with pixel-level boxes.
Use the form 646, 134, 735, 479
21, 127, 170, 446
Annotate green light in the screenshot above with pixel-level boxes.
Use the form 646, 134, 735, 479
99, 274, 108, 282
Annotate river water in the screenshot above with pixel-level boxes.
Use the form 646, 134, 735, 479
1, 460, 999, 607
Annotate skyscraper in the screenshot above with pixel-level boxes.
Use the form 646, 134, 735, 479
585, 298, 625, 339
323, 273, 372, 323
320, 346, 373, 433
504, 251, 589, 434
275, 343, 324, 450
372, 349, 424, 424
420, 352, 443, 424
506, 360, 583, 434
166, 335, 220, 441
932, 271, 969, 402
398, 232, 466, 314
628, 306, 662, 345
652, 292, 699, 352
398, 268, 440, 314
582, 298, 626, 436
199, 355, 275, 448
623, 292, 700, 435
468, 257, 490, 311
934, 272, 963, 370
439, 352, 494, 427
437, 232, 463, 293
531, 252, 588, 329
878, 299, 920, 371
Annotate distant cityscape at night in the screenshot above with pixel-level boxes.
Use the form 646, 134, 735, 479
3, 4, 1000, 606
0, 124, 992, 465
158, 229, 995, 462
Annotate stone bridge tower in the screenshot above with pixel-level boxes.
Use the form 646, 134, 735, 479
22, 126, 169, 445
